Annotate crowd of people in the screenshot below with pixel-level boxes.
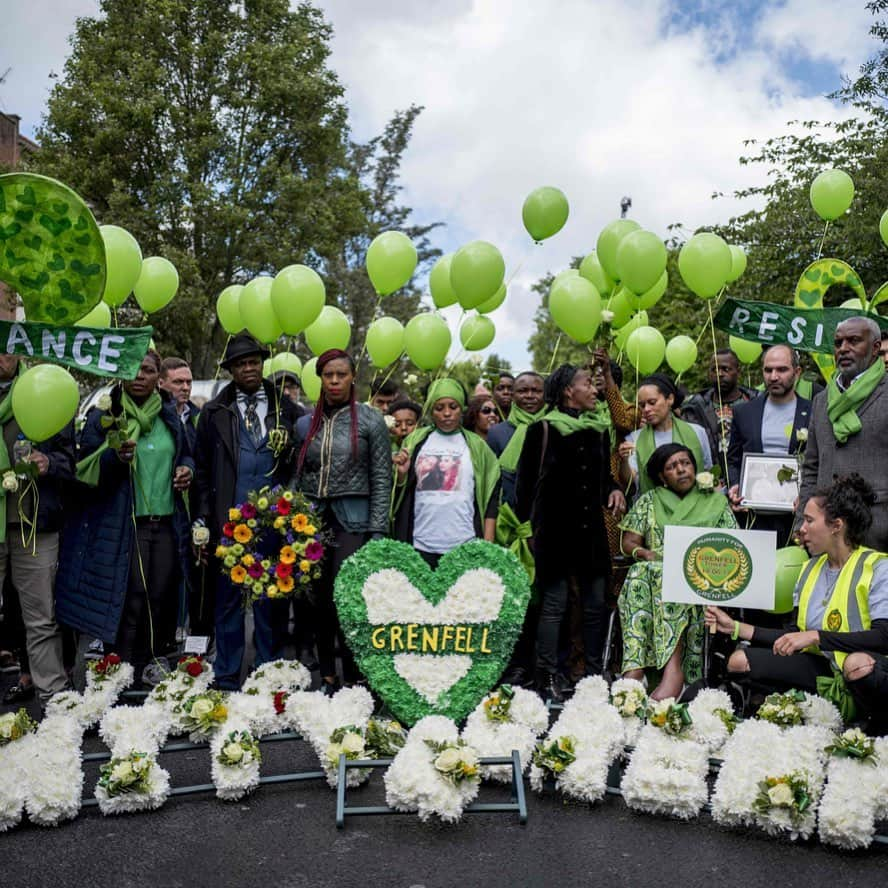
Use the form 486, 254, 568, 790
2, 317, 888, 734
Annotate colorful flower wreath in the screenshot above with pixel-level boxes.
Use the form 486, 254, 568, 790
215, 484, 326, 604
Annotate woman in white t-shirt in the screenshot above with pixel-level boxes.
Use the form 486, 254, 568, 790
392, 378, 501, 567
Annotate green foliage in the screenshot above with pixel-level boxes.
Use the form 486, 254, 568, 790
28, 0, 439, 377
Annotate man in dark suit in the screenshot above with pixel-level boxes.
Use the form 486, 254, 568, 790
797, 317, 888, 550
727, 344, 810, 545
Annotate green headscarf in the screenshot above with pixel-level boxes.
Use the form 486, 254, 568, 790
826, 357, 885, 444
76, 390, 164, 487
424, 378, 467, 412
634, 417, 704, 494
498, 404, 548, 473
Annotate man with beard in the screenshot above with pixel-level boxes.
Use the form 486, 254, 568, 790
727, 344, 810, 545
796, 317, 888, 550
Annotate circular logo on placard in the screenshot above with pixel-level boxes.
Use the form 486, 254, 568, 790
683, 532, 753, 602
826, 608, 843, 631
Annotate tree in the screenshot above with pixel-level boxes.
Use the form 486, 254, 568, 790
28, 0, 437, 377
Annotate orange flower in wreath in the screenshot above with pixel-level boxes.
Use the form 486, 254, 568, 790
233, 524, 253, 543
280, 545, 296, 565
277, 575, 295, 593
230, 565, 247, 584
291, 513, 309, 532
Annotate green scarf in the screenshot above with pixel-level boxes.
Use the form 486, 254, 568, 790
498, 404, 548, 473
0, 381, 16, 542
545, 407, 609, 437
634, 417, 704, 494
651, 485, 729, 529
395, 425, 501, 527
826, 358, 885, 444
76, 390, 163, 487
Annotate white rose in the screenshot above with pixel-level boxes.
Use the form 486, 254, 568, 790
110, 761, 134, 783
767, 782, 795, 807
190, 697, 214, 719
623, 699, 638, 716
223, 742, 244, 763
696, 471, 714, 491
192, 524, 210, 547
404, 373, 418, 386
601, 310, 615, 324
0, 714, 13, 739
97, 393, 113, 411
2, 472, 19, 493
796, 428, 808, 442
434, 747, 462, 772
384, 414, 396, 431
341, 732, 365, 755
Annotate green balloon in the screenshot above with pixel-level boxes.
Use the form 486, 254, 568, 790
841, 297, 865, 310
476, 283, 506, 314
771, 546, 808, 613
263, 358, 273, 377
273, 352, 303, 376
810, 169, 854, 222
579, 251, 615, 296
301, 357, 321, 402
726, 245, 747, 283
75, 301, 112, 328
450, 241, 505, 310
12, 365, 79, 442
665, 335, 698, 375
240, 277, 283, 344
729, 334, 762, 365
553, 268, 580, 284
216, 285, 244, 335
605, 288, 635, 329
613, 310, 649, 350
133, 256, 179, 314
429, 253, 458, 309
366, 230, 417, 296
304, 305, 351, 355
459, 315, 496, 351
880, 209, 888, 248
522, 186, 569, 241
549, 276, 601, 344
636, 270, 668, 310
101, 225, 142, 308
404, 313, 452, 370
615, 229, 667, 295
366, 316, 405, 367
678, 232, 732, 299
271, 264, 325, 335
596, 219, 641, 281
626, 326, 665, 375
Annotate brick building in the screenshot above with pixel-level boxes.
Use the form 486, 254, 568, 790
0, 112, 38, 168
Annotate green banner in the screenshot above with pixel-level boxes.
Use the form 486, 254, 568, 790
0, 321, 152, 379
714, 298, 888, 355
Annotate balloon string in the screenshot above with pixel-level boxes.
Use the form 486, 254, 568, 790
505, 247, 534, 288
547, 334, 562, 374
214, 335, 231, 381
816, 221, 831, 261
365, 352, 405, 404
354, 293, 384, 377
707, 299, 728, 465
112, 306, 119, 329
694, 286, 727, 347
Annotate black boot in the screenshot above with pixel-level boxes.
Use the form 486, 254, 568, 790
535, 670, 564, 705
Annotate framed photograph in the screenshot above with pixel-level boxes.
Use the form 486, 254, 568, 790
738, 452, 799, 513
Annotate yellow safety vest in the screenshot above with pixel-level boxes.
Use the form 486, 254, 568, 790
796, 548, 884, 670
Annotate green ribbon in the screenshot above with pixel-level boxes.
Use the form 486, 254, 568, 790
76, 390, 163, 487
826, 358, 885, 444
816, 672, 858, 723
634, 417, 704, 494
495, 501, 534, 582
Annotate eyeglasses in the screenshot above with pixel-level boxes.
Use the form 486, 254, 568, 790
479, 407, 498, 415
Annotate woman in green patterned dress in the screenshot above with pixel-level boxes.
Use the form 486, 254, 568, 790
618, 443, 736, 699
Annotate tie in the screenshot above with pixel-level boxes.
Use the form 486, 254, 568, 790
244, 395, 263, 447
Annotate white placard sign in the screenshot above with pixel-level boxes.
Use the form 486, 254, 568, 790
662, 525, 777, 609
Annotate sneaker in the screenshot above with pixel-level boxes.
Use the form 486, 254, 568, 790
85, 638, 104, 661
0, 651, 20, 674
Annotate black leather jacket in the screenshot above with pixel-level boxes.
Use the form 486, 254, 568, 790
292, 403, 392, 534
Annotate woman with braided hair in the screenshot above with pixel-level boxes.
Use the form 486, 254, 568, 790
293, 350, 392, 693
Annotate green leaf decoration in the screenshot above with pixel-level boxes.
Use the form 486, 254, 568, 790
0, 173, 106, 324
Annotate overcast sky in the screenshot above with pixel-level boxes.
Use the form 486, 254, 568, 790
0, 0, 877, 370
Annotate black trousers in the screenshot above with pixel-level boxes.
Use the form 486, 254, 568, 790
537, 574, 607, 677
114, 519, 178, 681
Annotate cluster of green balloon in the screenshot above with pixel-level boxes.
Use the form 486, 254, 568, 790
271, 265, 325, 335
615, 229, 667, 296
772, 545, 808, 613
12, 365, 80, 442
613, 310, 648, 349
625, 326, 665, 375
678, 232, 735, 299
216, 284, 244, 335
239, 277, 281, 344
810, 169, 854, 222
549, 274, 601, 343
263, 351, 303, 379
305, 305, 351, 354
366, 316, 405, 367
100, 225, 143, 308
405, 313, 451, 370
365, 231, 418, 296
665, 335, 697, 375
134, 256, 178, 314
729, 334, 762, 365
460, 315, 496, 351
522, 186, 569, 242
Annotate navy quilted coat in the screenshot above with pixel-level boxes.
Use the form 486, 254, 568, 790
55, 396, 194, 643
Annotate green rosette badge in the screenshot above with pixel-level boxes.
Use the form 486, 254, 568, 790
334, 539, 531, 726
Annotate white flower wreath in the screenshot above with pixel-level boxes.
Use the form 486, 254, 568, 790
24, 715, 84, 827
210, 719, 262, 802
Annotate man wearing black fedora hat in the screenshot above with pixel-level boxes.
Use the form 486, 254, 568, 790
193, 331, 301, 689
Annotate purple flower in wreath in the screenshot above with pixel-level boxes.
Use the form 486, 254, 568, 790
305, 541, 324, 562
241, 502, 258, 520
247, 562, 263, 579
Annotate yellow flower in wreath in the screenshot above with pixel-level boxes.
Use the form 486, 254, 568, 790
280, 546, 296, 565
241, 554, 255, 567
273, 516, 286, 530
233, 524, 253, 543
211, 703, 228, 720
277, 576, 295, 593
228, 508, 242, 522
215, 545, 227, 559
304, 524, 316, 535
291, 513, 309, 532
299, 559, 311, 573
230, 566, 247, 584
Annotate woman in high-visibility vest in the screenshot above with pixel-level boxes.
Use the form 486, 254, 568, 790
705, 474, 888, 730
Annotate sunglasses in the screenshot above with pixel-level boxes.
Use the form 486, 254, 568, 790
480, 406, 498, 415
